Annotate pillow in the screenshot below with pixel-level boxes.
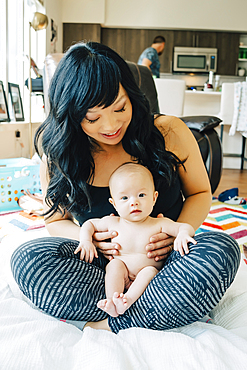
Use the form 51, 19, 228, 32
180, 115, 222, 132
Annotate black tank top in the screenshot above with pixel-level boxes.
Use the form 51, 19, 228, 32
72, 115, 183, 225
72, 176, 183, 226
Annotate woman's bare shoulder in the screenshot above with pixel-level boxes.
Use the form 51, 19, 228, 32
154, 114, 188, 135
154, 115, 194, 158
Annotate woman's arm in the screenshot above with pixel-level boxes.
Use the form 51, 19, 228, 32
164, 116, 212, 229
147, 116, 211, 260
40, 156, 120, 258
39, 154, 81, 240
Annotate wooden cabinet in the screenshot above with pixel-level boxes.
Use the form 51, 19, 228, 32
63, 23, 101, 52
62, 25, 240, 76
101, 28, 174, 73
216, 32, 239, 75
195, 31, 217, 48
173, 31, 217, 48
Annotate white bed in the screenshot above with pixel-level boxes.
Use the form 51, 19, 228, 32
1, 229, 247, 370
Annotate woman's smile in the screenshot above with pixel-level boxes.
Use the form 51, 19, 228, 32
101, 127, 122, 139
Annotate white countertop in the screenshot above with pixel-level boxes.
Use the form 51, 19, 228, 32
185, 90, 221, 95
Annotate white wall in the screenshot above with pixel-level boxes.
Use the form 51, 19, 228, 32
61, 0, 105, 24
0, 122, 40, 159
61, 0, 247, 32
45, 0, 63, 53
104, 0, 247, 31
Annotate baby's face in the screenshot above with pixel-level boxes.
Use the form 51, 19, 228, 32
109, 171, 158, 222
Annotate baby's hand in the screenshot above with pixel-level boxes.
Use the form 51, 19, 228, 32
74, 241, 98, 263
173, 232, 197, 257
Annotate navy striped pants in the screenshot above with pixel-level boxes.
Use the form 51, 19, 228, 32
11, 231, 240, 334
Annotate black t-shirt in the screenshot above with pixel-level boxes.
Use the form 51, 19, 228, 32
72, 175, 183, 225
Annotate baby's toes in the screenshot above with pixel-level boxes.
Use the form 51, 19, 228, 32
97, 299, 106, 309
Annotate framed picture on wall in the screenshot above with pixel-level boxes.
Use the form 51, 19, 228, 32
8, 83, 24, 121
0, 81, 10, 122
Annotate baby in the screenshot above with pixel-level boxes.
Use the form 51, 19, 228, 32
75, 163, 197, 317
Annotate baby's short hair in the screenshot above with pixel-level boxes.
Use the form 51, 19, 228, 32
109, 162, 154, 191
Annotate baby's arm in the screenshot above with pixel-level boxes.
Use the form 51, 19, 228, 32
173, 223, 197, 256
160, 219, 197, 256
74, 217, 112, 262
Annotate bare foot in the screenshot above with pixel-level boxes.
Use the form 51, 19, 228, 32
97, 299, 118, 317
113, 292, 128, 315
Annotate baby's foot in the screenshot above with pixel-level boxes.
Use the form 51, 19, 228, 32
112, 292, 128, 315
97, 299, 118, 317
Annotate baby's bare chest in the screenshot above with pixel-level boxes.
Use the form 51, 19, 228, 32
111, 221, 163, 276
113, 222, 161, 254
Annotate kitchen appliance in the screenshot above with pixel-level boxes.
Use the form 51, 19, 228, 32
173, 47, 217, 73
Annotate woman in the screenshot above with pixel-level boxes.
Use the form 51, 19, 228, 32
11, 42, 240, 333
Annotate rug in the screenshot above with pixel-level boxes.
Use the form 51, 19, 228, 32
196, 198, 247, 252
0, 210, 45, 242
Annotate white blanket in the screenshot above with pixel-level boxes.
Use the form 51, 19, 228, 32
229, 81, 247, 138
1, 231, 247, 369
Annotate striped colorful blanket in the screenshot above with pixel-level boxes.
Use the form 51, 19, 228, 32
196, 198, 247, 252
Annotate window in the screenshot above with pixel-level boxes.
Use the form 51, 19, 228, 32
0, 0, 46, 123
0, 0, 7, 87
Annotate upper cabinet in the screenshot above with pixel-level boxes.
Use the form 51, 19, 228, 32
173, 31, 217, 48
63, 24, 241, 76
63, 23, 101, 51
216, 33, 239, 76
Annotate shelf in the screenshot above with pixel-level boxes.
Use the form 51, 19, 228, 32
238, 59, 247, 61
239, 45, 247, 48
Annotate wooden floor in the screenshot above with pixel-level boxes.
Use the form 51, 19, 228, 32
213, 169, 247, 198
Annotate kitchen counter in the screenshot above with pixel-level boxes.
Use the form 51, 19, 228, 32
184, 90, 222, 116
185, 90, 221, 96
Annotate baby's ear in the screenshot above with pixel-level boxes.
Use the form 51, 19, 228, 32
153, 191, 159, 205
109, 198, 116, 209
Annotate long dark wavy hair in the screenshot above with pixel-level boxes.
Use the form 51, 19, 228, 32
35, 41, 185, 217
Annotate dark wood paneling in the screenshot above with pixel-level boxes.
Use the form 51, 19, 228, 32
174, 30, 217, 48
216, 32, 239, 75
63, 23, 101, 52
125, 29, 148, 63
63, 24, 241, 75
101, 28, 127, 59
159, 31, 174, 73
101, 28, 174, 73
196, 31, 217, 48
173, 30, 194, 47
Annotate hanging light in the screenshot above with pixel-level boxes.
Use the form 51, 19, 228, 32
28, 12, 48, 158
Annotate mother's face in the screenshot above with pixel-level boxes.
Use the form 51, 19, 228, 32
81, 85, 132, 149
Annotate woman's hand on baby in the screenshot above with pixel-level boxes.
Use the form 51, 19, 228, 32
146, 213, 175, 261
146, 233, 175, 261
93, 229, 120, 261
74, 241, 98, 263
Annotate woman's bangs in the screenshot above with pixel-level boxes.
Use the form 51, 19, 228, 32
87, 58, 121, 109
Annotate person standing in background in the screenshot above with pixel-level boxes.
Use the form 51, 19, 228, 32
138, 36, 166, 78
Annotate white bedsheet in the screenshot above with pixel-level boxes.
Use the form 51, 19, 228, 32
1, 231, 247, 369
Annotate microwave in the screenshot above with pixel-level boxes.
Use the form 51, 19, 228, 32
173, 47, 217, 73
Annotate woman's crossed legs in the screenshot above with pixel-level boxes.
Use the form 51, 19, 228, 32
11, 232, 240, 333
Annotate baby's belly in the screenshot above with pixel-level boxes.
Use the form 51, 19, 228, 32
114, 253, 163, 278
